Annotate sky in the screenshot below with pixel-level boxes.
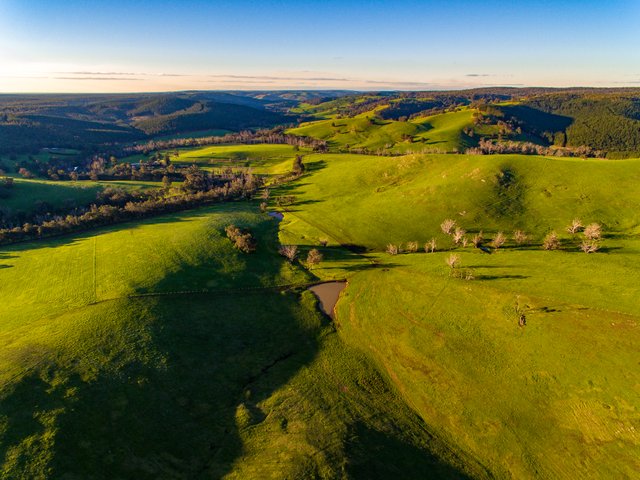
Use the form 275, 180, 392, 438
1, 0, 639, 93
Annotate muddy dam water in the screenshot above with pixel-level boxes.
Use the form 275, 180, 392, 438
308, 282, 347, 319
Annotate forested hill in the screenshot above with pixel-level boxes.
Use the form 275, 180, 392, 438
290, 87, 640, 157
3, 88, 640, 157
0, 91, 348, 154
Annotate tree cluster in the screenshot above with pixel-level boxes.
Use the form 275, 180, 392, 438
0, 171, 260, 245
225, 225, 257, 253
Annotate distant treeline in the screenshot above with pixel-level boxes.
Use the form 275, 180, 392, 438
466, 139, 603, 158
122, 127, 328, 155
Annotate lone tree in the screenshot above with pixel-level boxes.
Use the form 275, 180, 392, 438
279, 244, 298, 262
584, 223, 602, 241
162, 175, 172, 190
445, 253, 460, 273
492, 232, 506, 250
306, 248, 323, 268
566, 218, 583, 235
543, 231, 560, 250
441, 218, 456, 235
292, 155, 305, 175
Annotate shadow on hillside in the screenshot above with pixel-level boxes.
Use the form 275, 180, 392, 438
0, 203, 250, 255
345, 422, 474, 480
0, 207, 474, 478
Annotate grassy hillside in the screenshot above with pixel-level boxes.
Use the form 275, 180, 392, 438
336, 250, 640, 479
0, 203, 481, 478
287, 109, 476, 153
0, 178, 162, 220
270, 151, 640, 478
166, 143, 307, 174
276, 153, 640, 249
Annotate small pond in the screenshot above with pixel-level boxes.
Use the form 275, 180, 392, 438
308, 281, 347, 319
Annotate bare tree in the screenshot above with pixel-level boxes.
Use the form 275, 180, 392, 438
445, 253, 460, 270
405, 241, 418, 253
580, 240, 600, 254
306, 248, 323, 268
584, 223, 602, 240
472, 231, 484, 248
492, 232, 506, 250
543, 231, 560, 250
453, 227, 466, 246
441, 218, 456, 235
567, 218, 583, 235
425, 238, 437, 253
279, 244, 298, 262
386, 244, 399, 255
513, 229, 528, 245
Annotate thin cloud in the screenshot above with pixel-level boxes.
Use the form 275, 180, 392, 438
53, 76, 142, 81
465, 74, 492, 77
207, 74, 350, 82
59, 71, 138, 76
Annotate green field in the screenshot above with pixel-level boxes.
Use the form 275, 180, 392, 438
287, 109, 476, 153
166, 144, 308, 174
270, 151, 640, 477
2, 140, 640, 478
0, 178, 162, 217
0, 203, 485, 478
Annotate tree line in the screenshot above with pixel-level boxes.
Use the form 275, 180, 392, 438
0, 171, 260, 245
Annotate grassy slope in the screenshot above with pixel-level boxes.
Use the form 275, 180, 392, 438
166, 144, 308, 175
287, 109, 476, 153
0, 179, 161, 217
277, 153, 640, 249
0, 203, 478, 479
275, 152, 640, 478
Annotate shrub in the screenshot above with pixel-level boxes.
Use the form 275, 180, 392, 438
440, 218, 456, 235
543, 231, 560, 250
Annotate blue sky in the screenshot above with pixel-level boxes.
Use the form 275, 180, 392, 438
1, 0, 639, 92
